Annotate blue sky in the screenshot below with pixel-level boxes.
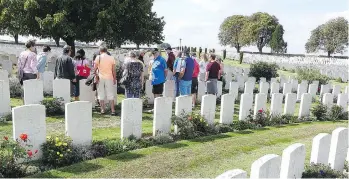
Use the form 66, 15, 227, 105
152, 0, 348, 54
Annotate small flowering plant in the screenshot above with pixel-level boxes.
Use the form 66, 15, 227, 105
0, 133, 38, 177
41, 135, 74, 167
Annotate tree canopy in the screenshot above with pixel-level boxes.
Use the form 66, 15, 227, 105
0, 0, 165, 55
305, 17, 348, 56
270, 24, 287, 53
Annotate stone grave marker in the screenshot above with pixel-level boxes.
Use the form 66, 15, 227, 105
201, 95, 216, 125
23, 79, 44, 105
271, 93, 283, 116
280, 143, 306, 179
296, 83, 308, 101
121, 99, 143, 139
239, 93, 253, 121
270, 82, 280, 94
284, 93, 297, 115
0, 80, 11, 116
328, 127, 348, 171
310, 133, 331, 165
53, 79, 71, 104
283, 83, 292, 95
254, 93, 267, 116
244, 81, 254, 94
250, 154, 281, 179
299, 93, 312, 118
153, 97, 173, 136
220, 94, 235, 125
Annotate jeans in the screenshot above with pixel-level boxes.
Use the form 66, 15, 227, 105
174, 74, 180, 97
126, 90, 140, 98
179, 80, 192, 96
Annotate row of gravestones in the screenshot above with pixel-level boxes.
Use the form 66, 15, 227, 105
216, 127, 349, 179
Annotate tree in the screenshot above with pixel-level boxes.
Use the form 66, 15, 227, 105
218, 15, 248, 52
243, 12, 280, 53
305, 17, 348, 57
270, 24, 287, 53
158, 42, 171, 49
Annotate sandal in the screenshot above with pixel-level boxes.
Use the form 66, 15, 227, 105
100, 110, 105, 114
111, 112, 117, 116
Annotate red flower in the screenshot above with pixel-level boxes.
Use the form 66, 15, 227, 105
27, 150, 33, 157
258, 109, 263, 113
35, 150, 38, 154
188, 116, 192, 121
19, 133, 28, 141
3, 136, 8, 141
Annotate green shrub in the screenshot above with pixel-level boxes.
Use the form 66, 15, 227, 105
246, 109, 269, 127
296, 68, 330, 86
41, 135, 77, 167
248, 62, 279, 81
9, 77, 22, 98
302, 163, 347, 178
327, 105, 347, 121
232, 120, 255, 131
41, 98, 64, 116
0, 112, 12, 122
281, 114, 298, 124
311, 103, 328, 121
335, 77, 343, 83
215, 124, 234, 133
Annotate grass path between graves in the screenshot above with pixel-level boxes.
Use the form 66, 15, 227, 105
31, 121, 347, 178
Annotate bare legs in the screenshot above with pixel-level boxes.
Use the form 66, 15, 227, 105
99, 100, 115, 114
192, 93, 197, 108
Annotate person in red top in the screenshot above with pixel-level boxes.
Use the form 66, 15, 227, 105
165, 47, 175, 76
191, 53, 200, 107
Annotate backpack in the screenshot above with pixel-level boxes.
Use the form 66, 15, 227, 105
76, 59, 90, 77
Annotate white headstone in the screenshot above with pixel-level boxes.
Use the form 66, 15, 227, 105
121, 98, 143, 139
308, 84, 318, 97
220, 94, 235, 124
279, 143, 306, 179
254, 93, 267, 116
43, 71, 54, 93
197, 81, 206, 102
337, 93, 348, 110
229, 82, 239, 97
175, 95, 192, 117
320, 84, 330, 96
283, 83, 292, 95
153, 97, 173, 136
23, 79, 44, 105
270, 82, 280, 94
297, 83, 308, 100
332, 85, 341, 97
12, 104, 46, 159
224, 72, 232, 90
239, 93, 253, 121
215, 169, 247, 179
260, 77, 266, 83
53, 79, 71, 104
145, 80, 154, 104
298, 93, 312, 118
217, 81, 223, 97
270, 78, 277, 84
244, 81, 254, 94
322, 93, 333, 109
163, 80, 175, 101
0, 80, 11, 116
270, 93, 283, 116
291, 79, 298, 91
65, 101, 92, 145
310, 133, 331, 165
328, 127, 348, 171
259, 82, 269, 95
250, 154, 281, 179
284, 93, 297, 115
79, 79, 94, 106
201, 95, 216, 125
0, 69, 9, 82
312, 81, 319, 86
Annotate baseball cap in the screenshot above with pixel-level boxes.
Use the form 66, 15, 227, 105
165, 47, 172, 51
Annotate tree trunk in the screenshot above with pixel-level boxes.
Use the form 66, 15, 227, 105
235, 44, 240, 53
54, 37, 60, 47
258, 46, 263, 53
136, 43, 140, 49
14, 34, 19, 44
327, 51, 331, 57
64, 38, 75, 57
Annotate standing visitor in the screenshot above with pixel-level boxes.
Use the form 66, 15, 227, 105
205, 53, 220, 95
36, 45, 51, 81
18, 40, 39, 85
191, 53, 200, 107
150, 48, 167, 99
73, 49, 91, 101
121, 51, 144, 98
165, 47, 175, 80
173, 51, 183, 97
199, 53, 209, 81
178, 50, 194, 96
54, 45, 76, 96
216, 56, 224, 81
94, 46, 117, 115
138, 50, 145, 64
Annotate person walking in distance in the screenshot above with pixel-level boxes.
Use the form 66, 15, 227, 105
18, 40, 39, 85
73, 49, 91, 101
205, 53, 220, 95
150, 48, 168, 99
122, 51, 144, 98
36, 45, 51, 82
94, 46, 117, 115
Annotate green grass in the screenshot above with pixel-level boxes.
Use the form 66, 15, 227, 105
31, 121, 347, 178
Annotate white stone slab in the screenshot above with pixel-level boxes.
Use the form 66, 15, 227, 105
53, 79, 71, 104
322, 93, 333, 109
0, 80, 10, 116
217, 81, 223, 97
244, 81, 254, 94
270, 82, 280, 94
23, 79, 44, 105
43, 71, 54, 93
298, 93, 312, 118
332, 85, 341, 97
163, 80, 175, 101
284, 93, 297, 115
320, 84, 330, 96
280, 143, 306, 179
215, 169, 247, 179
197, 81, 206, 102
271, 93, 283, 116
153, 97, 173, 136
254, 93, 267, 116
328, 127, 348, 171
65, 101, 92, 145
12, 104, 46, 159
239, 93, 253, 121
250, 154, 281, 179
0, 69, 9, 82
337, 93, 348, 110
145, 80, 154, 104
297, 83, 308, 100
175, 95, 192, 117
121, 98, 143, 139
308, 84, 318, 97
229, 82, 239, 97
283, 83, 292, 95
259, 82, 269, 95
201, 95, 216, 125
220, 94, 235, 124
310, 133, 331, 165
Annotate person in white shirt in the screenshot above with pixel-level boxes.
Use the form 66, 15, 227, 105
199, 53, 209, 81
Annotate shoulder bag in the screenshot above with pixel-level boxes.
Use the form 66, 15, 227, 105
18, 56, 29, 82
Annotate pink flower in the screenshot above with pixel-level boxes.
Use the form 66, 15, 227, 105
258, 109, 263, 113
34, 150, 38, 154
27, 150, 33, 157
3, 136, 8, 141
19, 133, 28, 141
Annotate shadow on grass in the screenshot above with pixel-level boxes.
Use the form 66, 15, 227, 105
255, 127, 270, 131
235, 130, 254, 135
55, 162, 104, 175
159, 142, 189, 149
274, 125, 287, 128
288, 123, 300, 126
142, 133, 153, 138
188, 134, 231, 143
107, 152, 144, 162
0, 122, 11, 127
143, 115, 153, 121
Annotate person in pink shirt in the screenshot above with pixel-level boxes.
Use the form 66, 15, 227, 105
17, 40, 39, 85
191, 53, 200, 107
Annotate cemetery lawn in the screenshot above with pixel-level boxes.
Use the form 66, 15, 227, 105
31, 120, 347, 178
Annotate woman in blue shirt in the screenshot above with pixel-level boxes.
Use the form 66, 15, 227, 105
36, 45, 51, 81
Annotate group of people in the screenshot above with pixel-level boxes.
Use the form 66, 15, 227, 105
17, 39, 224, 115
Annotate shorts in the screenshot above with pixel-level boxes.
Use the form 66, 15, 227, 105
179, 80, 192, 96
206, 78, 218, 95
97, 78, 115, 100
191, 77, 198, 94
152, 83, 164, 94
